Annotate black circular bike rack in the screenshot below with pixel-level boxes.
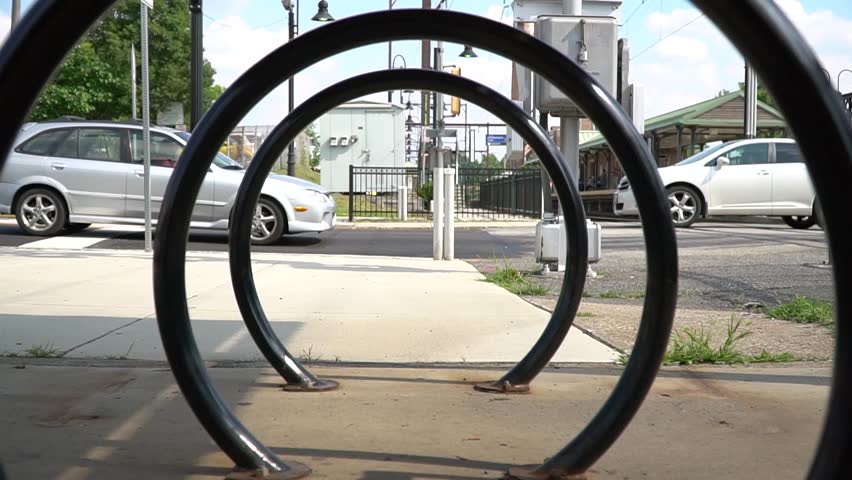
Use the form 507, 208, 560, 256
0, 1, 849, 479
227, 68, 589, 395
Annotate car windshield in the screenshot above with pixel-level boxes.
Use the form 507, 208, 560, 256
675, 141, 731, 166
174, 131, 245, 170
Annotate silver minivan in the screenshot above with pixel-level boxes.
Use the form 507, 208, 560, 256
0, 119, 336, 244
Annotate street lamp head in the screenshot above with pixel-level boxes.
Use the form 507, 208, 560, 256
312, 0, 334, 21
459, 45, 478, 58
281, 0, 294, 12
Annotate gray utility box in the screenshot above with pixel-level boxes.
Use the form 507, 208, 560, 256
534, 15, 618, 117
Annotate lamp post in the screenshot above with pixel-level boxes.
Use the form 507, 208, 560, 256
387, 0, 400, 102
190, 0, 203, 131
838, 69, 852, 93
282, 0, 334, 176
391, 54, 407, 103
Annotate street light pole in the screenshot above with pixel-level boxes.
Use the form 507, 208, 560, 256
286, 1, 297, 176
11, 0, 20, 29
190, 0, 203, 131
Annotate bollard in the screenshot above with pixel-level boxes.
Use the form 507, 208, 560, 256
397, 185, 408, 221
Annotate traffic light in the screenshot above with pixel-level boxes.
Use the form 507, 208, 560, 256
448, 66, 461, 116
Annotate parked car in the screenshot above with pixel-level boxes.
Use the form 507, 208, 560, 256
0, 119, 336, 245
613, 138, 820, 229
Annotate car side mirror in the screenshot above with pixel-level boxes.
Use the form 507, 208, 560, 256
716, 157, 730, 168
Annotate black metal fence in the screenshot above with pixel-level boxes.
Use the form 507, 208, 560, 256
348, 165, 542, 221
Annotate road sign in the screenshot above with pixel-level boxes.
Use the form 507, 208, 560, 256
141, 0, 153, 8
486, 134, 507, 145
425, 128, 457, 138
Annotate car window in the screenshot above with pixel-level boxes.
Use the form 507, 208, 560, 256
78, 128, 123, 162
724, 143, 769, 166
16, 129, 72, 156
53, 129, 79, 158
775, 143, 804, 163
130, 131, 183, 168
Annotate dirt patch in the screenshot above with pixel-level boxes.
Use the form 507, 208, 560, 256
526, 296, 834, 361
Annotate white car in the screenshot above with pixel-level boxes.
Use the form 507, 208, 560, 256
614, 138, 819, 229
0, 119, 337, 244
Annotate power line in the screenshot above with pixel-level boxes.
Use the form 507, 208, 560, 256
622, 0, 647, 27
631, 13, 705, 61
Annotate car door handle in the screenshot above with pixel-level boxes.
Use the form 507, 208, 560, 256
758, 170, 770, 175
50, 162, 65, 170
135, 170, 145, 177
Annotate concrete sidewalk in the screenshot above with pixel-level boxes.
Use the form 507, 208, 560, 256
0, 361, 830, 479
0, 247, 617, 363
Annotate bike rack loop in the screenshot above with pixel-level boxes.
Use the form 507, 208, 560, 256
153, 9, 679, 477
227, 69, 588, 393
689, 2, 852, 479
0, 2, 846, 480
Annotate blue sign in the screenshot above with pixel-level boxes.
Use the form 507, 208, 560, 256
486, 134, 507, 145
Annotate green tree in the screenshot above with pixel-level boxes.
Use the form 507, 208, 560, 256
738, 81, 777, 108
31, 0, 223, 121
29, 42, 123, 121
480, 153, 501, 168
305, 123, 321, 167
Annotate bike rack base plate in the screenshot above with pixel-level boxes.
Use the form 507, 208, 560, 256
281, 378, 340, 392
225, 462, 311, 480
474, 380, 531, 394
506, 466, 587, 480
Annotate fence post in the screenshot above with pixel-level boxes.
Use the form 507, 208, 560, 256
348, 164, 355, 222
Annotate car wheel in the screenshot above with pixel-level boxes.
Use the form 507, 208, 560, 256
782, 215, 816, 229
16, 188, 67, 236
250, 197, 285, 246
666, 185, 702, 228
65, 223, 91, 233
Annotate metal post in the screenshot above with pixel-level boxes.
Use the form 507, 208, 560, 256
131, 44, 137, 119
287, 5, 297, 175
348, 164, 354, 222
10, 0, 20, 29
421, 0, 431, 127
141, 2, 152, 253
443, 168, 454, 260
690, 127, 697, 155
675, 125, 683, 162
433, 39, 445, 260
744, 63, 758, 138
190, 0, 203, 131
387, 0, 393, 103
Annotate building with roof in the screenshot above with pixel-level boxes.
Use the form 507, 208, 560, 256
576, 90, 788, 214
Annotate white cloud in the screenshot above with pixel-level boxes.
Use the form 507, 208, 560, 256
1, 14, 10, 43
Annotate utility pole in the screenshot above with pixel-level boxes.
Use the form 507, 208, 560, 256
420, 0, 431, 128
387, 0, 395, 103
131, 44, 138, 119
286, 1, 297, 175
744, 63, 757, 138
141, 0, 153, 252
559, 0, 582, 184
190, 0, 203, 131
11, 0, 20, 29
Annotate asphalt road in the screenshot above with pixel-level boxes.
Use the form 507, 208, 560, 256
0, 219, 828, 258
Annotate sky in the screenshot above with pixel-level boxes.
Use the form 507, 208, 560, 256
3, 0, 852, 158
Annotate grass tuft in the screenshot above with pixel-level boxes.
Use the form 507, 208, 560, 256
484, 262, 549, 296
767, 296, 834, 327
24, 343, 61, 358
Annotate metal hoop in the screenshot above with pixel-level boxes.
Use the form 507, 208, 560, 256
227, 69, 588, 394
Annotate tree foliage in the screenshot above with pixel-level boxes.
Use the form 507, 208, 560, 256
31, 0, 223, 122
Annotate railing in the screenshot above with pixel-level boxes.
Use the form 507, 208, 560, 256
348, 166, 542, 221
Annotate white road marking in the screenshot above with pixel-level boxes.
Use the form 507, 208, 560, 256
17, 224, 144, 250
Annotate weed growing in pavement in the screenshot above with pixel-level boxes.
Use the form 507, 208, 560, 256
484, 261, 549, 296
576, 311, 595, 318
24, 343, 61, 358
617, 315, 800, 366
299, 345, 323, 363
767, 296, 834, 327
592, 291, 645, 300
